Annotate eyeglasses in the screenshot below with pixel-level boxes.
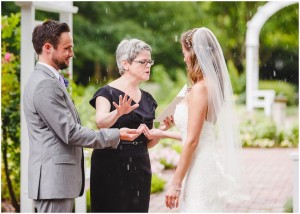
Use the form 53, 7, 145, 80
133, 59, 154, 66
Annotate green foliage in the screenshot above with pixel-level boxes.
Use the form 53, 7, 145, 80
284, 197, 293, 213
2, 2, 298, 87
151, 174, 166, 194
72, 1, 296, 87
1, 12, 21, 211
160, 159, 174, 170
86, 188, 91, 212
71, 84, 99, 128
239, 108, 298, 148
1, 13, 21, 51
260, 3, 298, 85
227, 60, 246, 94
254, 118, 277, 139
171, 142, 183, 154
259, 80, 297, 105
276, 125, 299, 147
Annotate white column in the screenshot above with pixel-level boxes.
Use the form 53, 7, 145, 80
246, 45, 258, 111
16, 1, 79, 212
59, 11, 73, 81
19, 2, 35, 212
74, 150, 90, 213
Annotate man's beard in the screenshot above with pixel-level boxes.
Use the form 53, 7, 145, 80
53, 57, 69, 70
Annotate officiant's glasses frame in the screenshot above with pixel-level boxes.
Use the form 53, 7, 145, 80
133, 59, 154, 67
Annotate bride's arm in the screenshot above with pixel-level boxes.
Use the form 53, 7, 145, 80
145, 125, 182, 149
165, 81, 208, 208
150, 129, 182, 140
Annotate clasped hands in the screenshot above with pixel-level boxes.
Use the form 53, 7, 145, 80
116, 94, 174, 141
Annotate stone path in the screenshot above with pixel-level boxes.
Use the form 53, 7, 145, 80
149, 148, 298, 213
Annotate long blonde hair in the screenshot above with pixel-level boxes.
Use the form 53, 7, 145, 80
180, 28, 203, 85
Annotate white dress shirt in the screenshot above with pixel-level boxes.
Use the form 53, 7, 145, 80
37, 62, 60, 80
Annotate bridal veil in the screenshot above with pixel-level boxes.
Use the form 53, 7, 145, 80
191, 27, 246, 202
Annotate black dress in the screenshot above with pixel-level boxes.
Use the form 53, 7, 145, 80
89, 85, 157, 212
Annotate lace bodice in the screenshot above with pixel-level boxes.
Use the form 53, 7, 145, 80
174, 102, 215, 147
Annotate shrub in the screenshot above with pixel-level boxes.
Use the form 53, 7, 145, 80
283, 197, 293, 213
151, 174, 166, 194
171, 142, 183, 154
239, 109, 298, 148
254, 118, 277, 139
1, 12, 21, 212
227, 60, 246, 95
86, 188, 91, 212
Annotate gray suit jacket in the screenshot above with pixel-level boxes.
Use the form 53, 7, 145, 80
23, 63, 120, 200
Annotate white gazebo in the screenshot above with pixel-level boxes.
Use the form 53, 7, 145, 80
15, 1, 89, 212
246, 1, 297, 116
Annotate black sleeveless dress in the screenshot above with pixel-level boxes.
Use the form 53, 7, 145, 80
89, 85, 157, 212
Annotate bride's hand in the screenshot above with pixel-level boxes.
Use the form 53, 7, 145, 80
159, 116, 174, 131
113, 94, 139, 116
165, 184, 181, 209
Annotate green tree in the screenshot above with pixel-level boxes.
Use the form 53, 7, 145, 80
260, 3, 299, 85
72, 2, 264, 84
1, 13, 21, 212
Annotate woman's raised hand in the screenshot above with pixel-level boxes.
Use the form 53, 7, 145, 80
113, 94, 139, 116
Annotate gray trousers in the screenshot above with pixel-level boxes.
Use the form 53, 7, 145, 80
34, 198, 74, 213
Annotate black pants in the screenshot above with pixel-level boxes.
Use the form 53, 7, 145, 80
90, 143, 151, 212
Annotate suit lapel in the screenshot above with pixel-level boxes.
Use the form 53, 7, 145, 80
35, 64, 81, 124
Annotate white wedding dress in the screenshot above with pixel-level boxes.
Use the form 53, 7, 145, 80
174, 102, 226, 212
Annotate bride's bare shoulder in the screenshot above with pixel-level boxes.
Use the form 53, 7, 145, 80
190, 80, 207, 95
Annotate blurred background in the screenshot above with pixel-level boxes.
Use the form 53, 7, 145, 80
1, 1, 298, 212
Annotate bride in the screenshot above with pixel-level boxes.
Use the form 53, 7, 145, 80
142, 27, 245, 212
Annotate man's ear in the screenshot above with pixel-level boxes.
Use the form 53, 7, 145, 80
43, 43, 53, 54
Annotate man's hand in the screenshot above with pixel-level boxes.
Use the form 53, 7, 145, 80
113, 94, 139, 117
119, 127, 142, 141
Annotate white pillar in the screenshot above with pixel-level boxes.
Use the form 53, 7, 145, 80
16, 1, 78, 212
74, 150, 89, 213
18, 2, 36, 212
246, 45, 259, 112
60, 11, 74, 95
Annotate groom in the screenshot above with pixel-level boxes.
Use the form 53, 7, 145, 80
23, 20, 141, 212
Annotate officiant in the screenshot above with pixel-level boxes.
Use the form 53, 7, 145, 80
88, 38, 173, 212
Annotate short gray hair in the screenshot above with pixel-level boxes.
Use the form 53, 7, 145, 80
116, 38, 152, 75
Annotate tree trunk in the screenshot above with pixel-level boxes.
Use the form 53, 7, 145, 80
2, 128, 20, 212
94, 61, 101, 84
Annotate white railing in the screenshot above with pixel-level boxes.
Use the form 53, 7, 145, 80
251, 90, 275, 116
